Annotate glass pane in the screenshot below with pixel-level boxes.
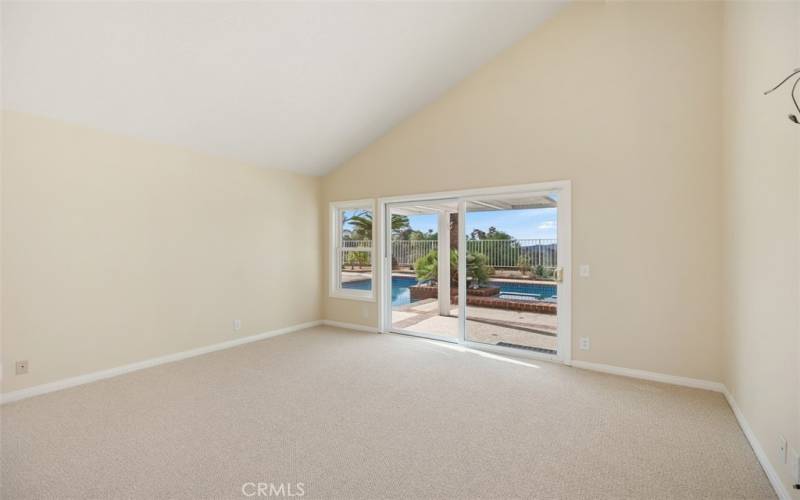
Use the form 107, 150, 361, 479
340, 208, 373, 245
338, 208, 373, 292
388, 201, 460, 341
464, 193, 558, 355
340, 250, 372, 291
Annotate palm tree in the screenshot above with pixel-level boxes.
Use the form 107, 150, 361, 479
346, 212, 409, 240
414, 249, 491, 287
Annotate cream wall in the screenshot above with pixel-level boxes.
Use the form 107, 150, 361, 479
1, 111, 322, 393
322, 1, 724, 382
721, 2, 800, 497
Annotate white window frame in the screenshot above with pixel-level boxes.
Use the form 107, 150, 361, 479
377, 180, 571, 364
329, 199, 376, 301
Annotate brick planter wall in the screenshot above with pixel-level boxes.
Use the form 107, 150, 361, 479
409, 285, 500, 301
408, 284, 556, 315
461, 296, 557, 314
409, 285, 439, 301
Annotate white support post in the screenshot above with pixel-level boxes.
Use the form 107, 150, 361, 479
437, 211, 451, 316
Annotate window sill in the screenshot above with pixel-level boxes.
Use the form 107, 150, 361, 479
329, 290, 376, 302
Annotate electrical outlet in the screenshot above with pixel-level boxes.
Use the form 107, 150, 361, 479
579, 264, 590, 278
15, 360, 29, 375
790, 448, 800, 485
233, 319, 242, 331
779, 435, 788, 464
579, 337, 590, 351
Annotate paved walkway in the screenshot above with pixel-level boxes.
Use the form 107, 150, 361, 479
392, 300, 558, 352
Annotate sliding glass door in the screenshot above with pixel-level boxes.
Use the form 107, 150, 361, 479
385, 199, 460, 343
381, 183, 570, 361
462, 193, 561, 355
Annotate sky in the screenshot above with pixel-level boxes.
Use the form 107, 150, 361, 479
407, 208, 557, 240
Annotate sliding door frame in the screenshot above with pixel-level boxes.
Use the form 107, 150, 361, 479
382, 198, 461, 344
378, 180, 572, 364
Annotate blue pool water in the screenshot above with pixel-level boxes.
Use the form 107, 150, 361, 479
496, 282, 558, 302
342, 277, 556, 307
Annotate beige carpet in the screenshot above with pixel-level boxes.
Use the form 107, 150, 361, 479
1, 326, 775, 499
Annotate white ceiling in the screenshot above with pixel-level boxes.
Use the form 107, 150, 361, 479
2, 1, 566, 175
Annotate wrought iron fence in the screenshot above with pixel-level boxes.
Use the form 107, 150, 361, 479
390, 240, 437, 267
342, 239, 557, 269
466, 239, 557, 269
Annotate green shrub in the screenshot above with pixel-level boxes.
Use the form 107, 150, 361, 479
414, 251, 439, 283
533, 264, 555, 280
414, 250, 491, 287
466, 251, 491, 286
518, 256, 532, 276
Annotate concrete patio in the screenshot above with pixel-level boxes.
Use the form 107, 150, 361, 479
392, 299, 557, 352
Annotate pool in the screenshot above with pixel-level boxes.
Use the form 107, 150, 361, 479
341, 276, 418, 306
495, 281, 557, 302
342, 277, 556, 307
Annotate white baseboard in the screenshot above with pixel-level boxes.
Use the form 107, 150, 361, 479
723, 388, 793, 500
321, 320, 379, 333
571, 360, 790, 499
570, 360, 726, 392
1, 320, 322, 405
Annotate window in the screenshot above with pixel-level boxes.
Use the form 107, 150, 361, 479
330, 200, 375, 301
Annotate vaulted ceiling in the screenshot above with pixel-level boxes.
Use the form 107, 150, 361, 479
2, 1, 566, 175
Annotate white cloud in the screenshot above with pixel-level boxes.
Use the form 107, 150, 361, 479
537, 221, 556, 230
